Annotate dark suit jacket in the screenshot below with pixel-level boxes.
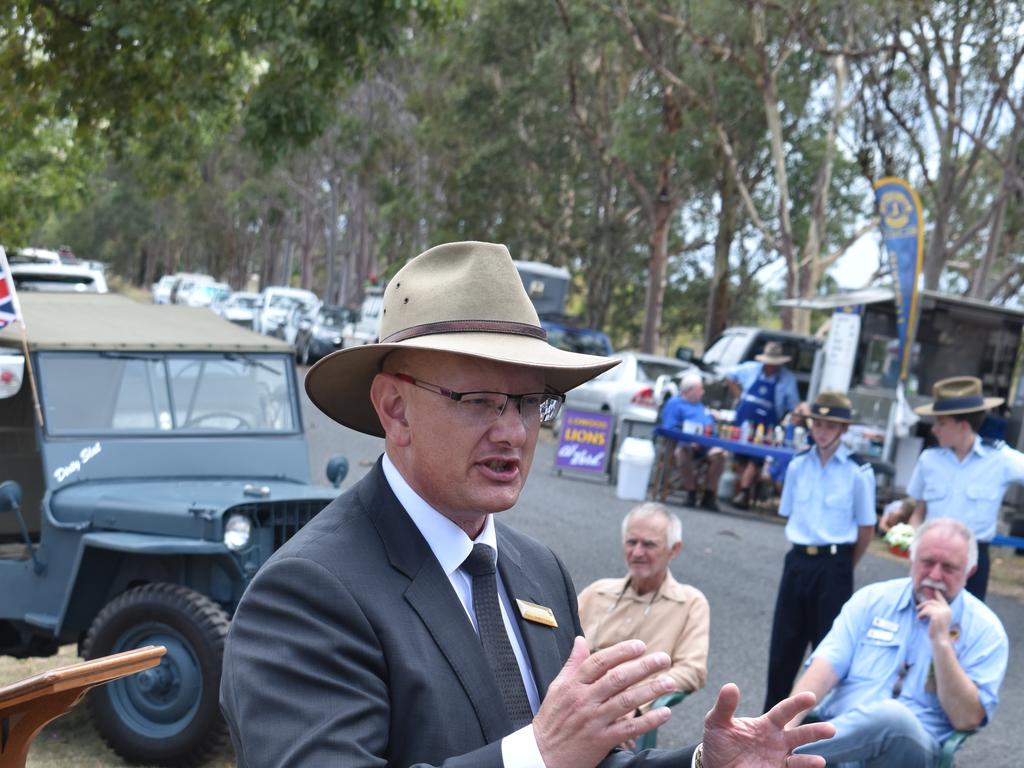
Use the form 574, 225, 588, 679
220, 460, 695, 767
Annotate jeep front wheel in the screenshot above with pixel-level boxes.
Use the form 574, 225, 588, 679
82, 583, 230, 767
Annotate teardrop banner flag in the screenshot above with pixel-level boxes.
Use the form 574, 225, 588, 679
873, 177, 924, 382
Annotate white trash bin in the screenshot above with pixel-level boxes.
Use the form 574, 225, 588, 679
615, 437, 656, 501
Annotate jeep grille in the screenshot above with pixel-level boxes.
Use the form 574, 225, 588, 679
237, 500, 329, 551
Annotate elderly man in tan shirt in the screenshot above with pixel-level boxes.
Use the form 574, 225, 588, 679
578, 502, 710, 708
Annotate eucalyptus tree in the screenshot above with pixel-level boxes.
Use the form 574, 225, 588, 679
855, 0, 1024, 300
619, 0, 881, 334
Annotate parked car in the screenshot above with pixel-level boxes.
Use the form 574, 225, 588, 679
294, 305, 354, 365
186, 281, 232, 309
0, 293, 346, 767
541, 318, 613, 356
339, 285, 384, 347
556, 351, 699, 434
254, 286, 320, 338
217, 291, 262, 329
170, 273, 214, 305
691, 326, 823, 408
152, 274, 177, 304
9, 260, 109, 293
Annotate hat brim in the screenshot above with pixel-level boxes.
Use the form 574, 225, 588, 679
305, 333, 619, 437
913, 396, 1004, 416
755, 354, 791, 365
809, 414, 854, 424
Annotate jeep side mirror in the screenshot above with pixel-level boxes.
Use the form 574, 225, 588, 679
326, 455, 349, 489
0, 354, 25, 400
0, 481, 22, 513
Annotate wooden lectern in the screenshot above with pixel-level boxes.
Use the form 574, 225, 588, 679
0, 645, 165, 767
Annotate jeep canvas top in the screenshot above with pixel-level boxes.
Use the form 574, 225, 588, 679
0, 293, 343, 766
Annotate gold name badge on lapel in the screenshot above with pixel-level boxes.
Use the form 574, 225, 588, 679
516, 599, 558, 628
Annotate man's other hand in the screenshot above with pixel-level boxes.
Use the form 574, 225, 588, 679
534, 637, 674, 768
703, 684, 835, 767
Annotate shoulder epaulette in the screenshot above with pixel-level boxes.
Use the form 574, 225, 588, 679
795, 446, 813, 457
848, 452, 870, 466
980, 437, 1006, 449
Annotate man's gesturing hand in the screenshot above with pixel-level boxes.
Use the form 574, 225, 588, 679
702, 684, 836, 768
534, 637, 675, 768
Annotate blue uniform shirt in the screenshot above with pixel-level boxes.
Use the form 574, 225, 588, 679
660, 396, 714, 430
907, 437, 1024, 542
811, 578, 1008, 743
778, 444, 876, 545
726, 361, 799, 420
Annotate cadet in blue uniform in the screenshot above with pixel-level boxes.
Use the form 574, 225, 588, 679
726, 341, 800, 509
763, 391, 876, 712
908, 376, 1024, 601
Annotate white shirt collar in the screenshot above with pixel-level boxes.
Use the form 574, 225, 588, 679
381, 452, 497, 578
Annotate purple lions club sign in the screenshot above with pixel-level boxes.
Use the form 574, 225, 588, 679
555, 409, 613, 475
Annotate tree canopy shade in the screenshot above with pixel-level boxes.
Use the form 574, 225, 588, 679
0, 0, 455, 159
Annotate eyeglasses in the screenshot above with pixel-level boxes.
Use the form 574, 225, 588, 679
394, 373, 564, 425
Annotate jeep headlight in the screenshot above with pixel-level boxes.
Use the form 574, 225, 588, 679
224, 514, 252, 551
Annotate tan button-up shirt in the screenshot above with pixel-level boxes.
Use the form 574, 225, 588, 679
577, 572, 709, 704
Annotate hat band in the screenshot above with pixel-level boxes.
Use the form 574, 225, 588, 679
382, 319, 548, 344
811, 404, 851, 420
932, 395, 985, 412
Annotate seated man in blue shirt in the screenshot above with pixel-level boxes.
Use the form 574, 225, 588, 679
659, 373, 725, 510
787, 518, 1009, 768
907, 375, 1024, 600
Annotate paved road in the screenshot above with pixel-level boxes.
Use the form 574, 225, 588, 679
301, 386, 1022, 765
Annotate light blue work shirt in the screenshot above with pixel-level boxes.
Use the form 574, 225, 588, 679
778, 443, 876, 545
907, 436, 1024, 542
811, 577, 1008, 744
660, 396, 713, 430
726, 361, 799, 419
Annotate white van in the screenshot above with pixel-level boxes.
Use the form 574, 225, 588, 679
340, 286, 384, 347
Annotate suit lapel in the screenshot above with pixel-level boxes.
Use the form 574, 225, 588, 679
496, 530, 564, 701
361, 462, 512, 742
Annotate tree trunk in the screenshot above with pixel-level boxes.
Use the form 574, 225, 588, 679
705, 160, 737, 349
642, 173, 672, 353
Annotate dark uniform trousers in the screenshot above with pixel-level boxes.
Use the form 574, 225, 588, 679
763, 545, 853, 712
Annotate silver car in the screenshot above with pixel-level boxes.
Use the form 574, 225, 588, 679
557, 351, 699, 433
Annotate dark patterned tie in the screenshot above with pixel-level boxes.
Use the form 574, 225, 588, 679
461, 543, 534, 729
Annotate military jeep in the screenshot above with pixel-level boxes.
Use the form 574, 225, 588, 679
0, 293, 343, 766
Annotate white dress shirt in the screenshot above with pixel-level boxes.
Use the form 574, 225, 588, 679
382, 454, 546, 767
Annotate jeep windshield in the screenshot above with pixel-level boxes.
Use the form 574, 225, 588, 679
38, 352, 298, 435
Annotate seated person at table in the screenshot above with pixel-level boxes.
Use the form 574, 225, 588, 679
726, 342, 800, 509
578, 503, 709, 712
787, 518, 1008, 768
659, 374, 725, 510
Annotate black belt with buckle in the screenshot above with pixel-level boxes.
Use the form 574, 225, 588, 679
792, 543, 853, 556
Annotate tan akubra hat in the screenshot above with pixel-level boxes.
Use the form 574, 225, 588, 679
913, 376, 1004, 417
809, 390, 855, 424
755, 341, 791, 365
305, 241, 618, 436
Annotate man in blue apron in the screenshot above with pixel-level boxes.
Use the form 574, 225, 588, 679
726, 341, 800, 508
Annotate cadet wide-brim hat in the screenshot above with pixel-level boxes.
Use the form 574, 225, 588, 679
808, 390, 855, 424
755, 341, 791, 366
305, 241, 619, 436
913, 376, 1004, 417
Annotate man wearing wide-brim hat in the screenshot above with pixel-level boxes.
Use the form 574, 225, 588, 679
906, 376, 1024, 600
726, 341, 801, 509
220, 242, 833, 768
763, 391, 876, 713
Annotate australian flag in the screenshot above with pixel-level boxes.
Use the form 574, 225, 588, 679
0, 246, 25, 330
